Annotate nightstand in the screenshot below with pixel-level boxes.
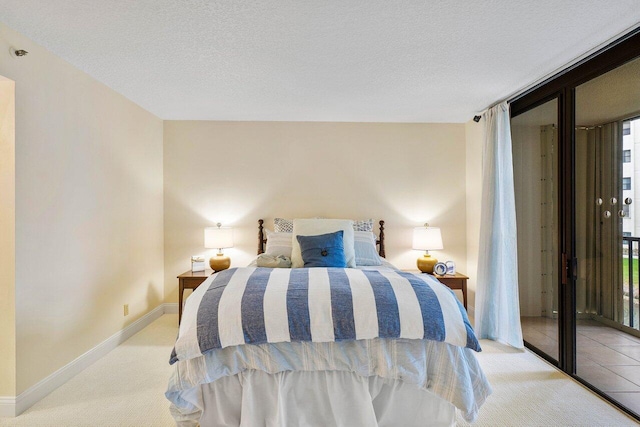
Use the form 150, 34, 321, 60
433, 272, 468, 310
177, 270, 213, 324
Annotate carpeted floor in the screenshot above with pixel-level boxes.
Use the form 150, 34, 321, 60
0, 314, 178, 427
0, 314, 638, 426
456, 340, 639, 426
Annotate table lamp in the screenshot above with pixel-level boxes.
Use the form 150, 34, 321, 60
412, 224, 443, 274
204, 223, 234, 272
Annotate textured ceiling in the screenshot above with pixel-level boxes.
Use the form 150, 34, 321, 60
1, 1, 639, 122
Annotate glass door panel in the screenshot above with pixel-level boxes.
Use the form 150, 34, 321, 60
512, 98, 560, 363
575, 56, 640, 417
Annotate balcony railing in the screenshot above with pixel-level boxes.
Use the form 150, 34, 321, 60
622, 236, 640, 329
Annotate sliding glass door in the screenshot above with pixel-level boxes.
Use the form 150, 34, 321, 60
510, 31, 640, 419
512, 99, 560, 363
574, 55, 640, 416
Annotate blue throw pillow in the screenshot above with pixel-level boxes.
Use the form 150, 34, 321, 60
296, 230, 347, 268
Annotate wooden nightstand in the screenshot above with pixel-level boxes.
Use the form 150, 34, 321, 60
433, 272, 468, 310
177, 270, 213, 324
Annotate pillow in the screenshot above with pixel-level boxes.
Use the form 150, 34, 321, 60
265, 230, 293, 257
296, 231, 347, 268
274, 217, 323, 232
274, 218, 293, 233
291, 219, 356, 268
353, 219, 374, 232
256, 254, 292, 268
277, 217, 374, 233
354, 231, 382, 266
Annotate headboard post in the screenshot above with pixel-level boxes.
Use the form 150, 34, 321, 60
258, 219, 265, 255
378, 220, 386, 258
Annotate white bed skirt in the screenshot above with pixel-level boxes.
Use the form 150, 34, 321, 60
188, 370, 456, 427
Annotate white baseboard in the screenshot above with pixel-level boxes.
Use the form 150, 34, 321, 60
0, 396, 17, 417
163, 302, 178, 314
3, 304, 168, 417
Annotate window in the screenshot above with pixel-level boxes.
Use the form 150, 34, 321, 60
623, 205, 631, 219
623, 231, 632, 237
623, 177, 631, 190
624, 150, 631, 163
623, 121, 631, 136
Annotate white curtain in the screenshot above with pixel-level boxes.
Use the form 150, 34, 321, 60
475, 101, 524, 349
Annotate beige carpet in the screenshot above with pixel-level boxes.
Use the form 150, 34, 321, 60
0, 314, 638, 426
456, 340, 638, 426
0, 314, 178, 427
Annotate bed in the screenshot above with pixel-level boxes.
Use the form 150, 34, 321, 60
166, 218, 491, 426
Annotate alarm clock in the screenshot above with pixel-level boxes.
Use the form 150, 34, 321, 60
433, 262, 447, 275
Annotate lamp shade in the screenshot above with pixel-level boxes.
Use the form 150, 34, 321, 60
412, 227, 443, 251
204, 226, 234, 249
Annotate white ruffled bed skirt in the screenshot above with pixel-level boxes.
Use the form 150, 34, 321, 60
177, 370, 456, 427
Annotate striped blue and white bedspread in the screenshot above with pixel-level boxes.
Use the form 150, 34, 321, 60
171, 267, 480, 364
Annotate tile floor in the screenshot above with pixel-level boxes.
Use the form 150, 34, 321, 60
521, 316, 640, 416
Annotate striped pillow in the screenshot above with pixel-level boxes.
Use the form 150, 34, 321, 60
354, 231, 382, 266
265, 230, 293, 258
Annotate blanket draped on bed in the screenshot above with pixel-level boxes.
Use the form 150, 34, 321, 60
171, 267, 480, 364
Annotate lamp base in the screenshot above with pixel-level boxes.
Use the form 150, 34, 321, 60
209, 254, 231, 272
417, 254, 437, 274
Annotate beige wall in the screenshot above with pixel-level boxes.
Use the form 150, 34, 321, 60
164, 121, 467, 302
0, 24, 165, 394
0, 77, 16, 397
465, 119, 484, 316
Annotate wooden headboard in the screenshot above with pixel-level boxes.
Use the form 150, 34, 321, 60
258, 219, 386, 258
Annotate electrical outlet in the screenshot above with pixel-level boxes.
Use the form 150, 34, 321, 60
124, 304, 129, 316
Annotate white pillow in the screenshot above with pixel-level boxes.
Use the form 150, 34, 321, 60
354, 231, 382, 266
265, 230, 293, 257
291, 219, 356, 268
